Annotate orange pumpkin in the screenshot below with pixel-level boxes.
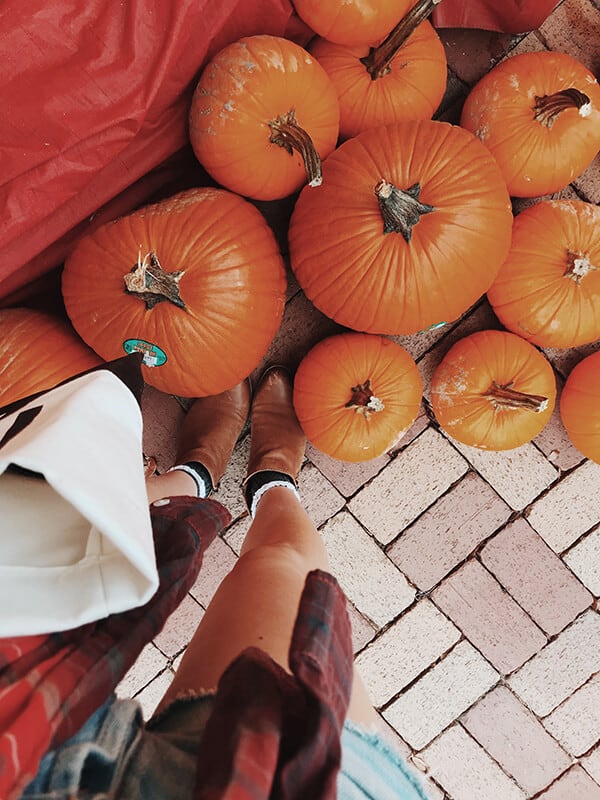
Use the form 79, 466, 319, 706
288, 120, 512, 335
62, 188, 286, 398
292, 0, 414, 46
431, 330, 556, 450
560, 351, 600, 464
460, 51, 600, 197
189, 35, 339, 201
293, 332, 422, 462
488, 200, 600, 349
0, 308, 101, 407
311, 0, 447, 139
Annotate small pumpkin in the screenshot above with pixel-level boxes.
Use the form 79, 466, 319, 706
311, 0, 447, 139
431, 330, 556, 450
292, 0, 414, 47
560, 351, 600, 464
488, 199, 600, 349
288, 120, 512, 335
293, 332, 422, 462
62, 188, 286, 398
189, 35, 339, 201
0, 307, 101, 407
460, 51, 600, 197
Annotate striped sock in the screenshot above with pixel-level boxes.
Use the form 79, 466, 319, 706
244, 470, 300, 517
168, 461, 213, 498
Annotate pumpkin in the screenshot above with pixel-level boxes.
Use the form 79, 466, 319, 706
288, 120, 513, 335
292, 0, 414, 47
560, 350, 600, 463
0, 307, 101, 407
293, 332, 422, 462
460, 51, 600, 197
188, 35, 339, 201
431, 330, 556, 450
311, 0, 447, 139
62, 188, 287, 398
488, 200, 600, 349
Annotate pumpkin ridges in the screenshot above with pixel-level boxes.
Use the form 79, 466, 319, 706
488, 200, 600, 348
63, 188, 286, 397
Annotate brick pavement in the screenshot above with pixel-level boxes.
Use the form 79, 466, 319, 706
121, 2, 600, 796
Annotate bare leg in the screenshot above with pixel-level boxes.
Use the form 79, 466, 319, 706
156, 370, 379, 726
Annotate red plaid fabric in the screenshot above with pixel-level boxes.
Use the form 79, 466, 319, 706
0, 496, 230, 800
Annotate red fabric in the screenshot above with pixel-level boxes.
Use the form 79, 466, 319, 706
0, 0, 311, 302
432, 0, 561, 33
0, 496, 230, 800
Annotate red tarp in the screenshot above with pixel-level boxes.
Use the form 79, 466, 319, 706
0, 0, 560, 304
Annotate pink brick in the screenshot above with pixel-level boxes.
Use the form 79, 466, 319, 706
388, 472, 511, 591
298, 462, 345, 527
538, 766, 600, 800
306, 442, 390, 498
254, 290, 343, 377
543, 340, 600, 380
462, 686, 571, 795
538, 0, 600, 73
346, 601, 377, 654
481, 518, 592, 636
141, 385, 185, 473
116, 643, 168, 699
420, 725, 526, 800
153, 594, 204, 658
438, 28, 516, 85
432, 560, 547, 674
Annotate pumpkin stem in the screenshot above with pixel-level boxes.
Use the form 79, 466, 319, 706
345, 379, 385, 419
124, 249, 186, 310
268, 109, 322, 187
483, 381, 549, 412
375, 180, 435, 242
565, 249, 596, 284
533, 89, 592, 128
360, 0, 442, 80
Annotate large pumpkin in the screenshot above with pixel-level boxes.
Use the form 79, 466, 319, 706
460, 51, 600, 197
311, 0, 446, 139
488, 200, 600, 349
292, 0, 414, 46
0, 307, 101, 407
62, 188, 287, 398
431, 330, 556, 450
189, 35, 339, 201
288, 120, 513, 335
293, 332, 422, 462
560, 351, 600, 464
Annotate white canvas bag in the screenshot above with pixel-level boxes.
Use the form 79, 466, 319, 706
0, 365, 158, 636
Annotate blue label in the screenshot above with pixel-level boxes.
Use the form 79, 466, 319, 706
418, 321, 448, 334
123, 338, 167, 367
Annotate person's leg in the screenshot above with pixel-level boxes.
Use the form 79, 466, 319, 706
157, 369, 379, 727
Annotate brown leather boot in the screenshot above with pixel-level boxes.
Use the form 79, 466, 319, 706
175, 379, 251, 491
245, 367, 306, 485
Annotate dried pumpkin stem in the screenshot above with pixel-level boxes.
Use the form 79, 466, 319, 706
124, 250, 186, 310
268, 110, 322, 187
565, 249, 597, 284
345, 379, 385, 419
361, 0, 442, 80
483, 381, 548, 412
375, 180, 435, 242
533, 88, 591, 128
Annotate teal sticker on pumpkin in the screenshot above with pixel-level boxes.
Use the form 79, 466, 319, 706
417, 321, 448, 334
123, 339, 167, 367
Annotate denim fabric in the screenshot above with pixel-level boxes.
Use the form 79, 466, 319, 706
23, 694, 430, 799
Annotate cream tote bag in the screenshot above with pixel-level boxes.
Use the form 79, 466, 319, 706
0, 355, 158, 636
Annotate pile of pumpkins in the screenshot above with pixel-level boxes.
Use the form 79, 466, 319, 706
2, 0, 599, 465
